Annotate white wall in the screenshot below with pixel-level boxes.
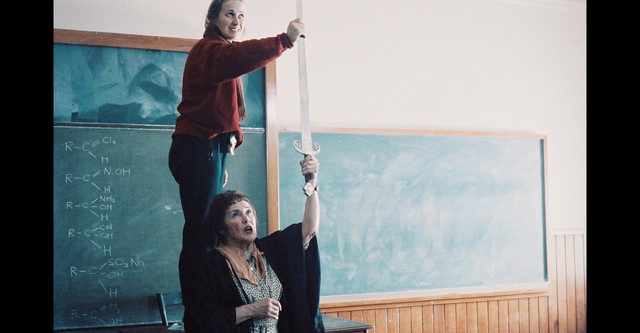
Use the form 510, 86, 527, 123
53, 0, 586, 231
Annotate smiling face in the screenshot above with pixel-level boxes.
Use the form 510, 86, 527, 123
222, 199, 257, 249
215, 0, 245, 40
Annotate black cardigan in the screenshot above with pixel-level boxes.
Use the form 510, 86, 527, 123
179, 223, 325, 333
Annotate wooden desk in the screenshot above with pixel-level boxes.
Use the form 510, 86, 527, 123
323, 314, 372, 333
56, 314, 371, 333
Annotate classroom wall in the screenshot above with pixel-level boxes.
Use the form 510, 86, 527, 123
53, 1, 586, 331
52, 0, 585, 231
53, 0, 586, 234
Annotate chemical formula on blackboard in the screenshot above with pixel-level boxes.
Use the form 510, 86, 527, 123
55, 133, 146, 328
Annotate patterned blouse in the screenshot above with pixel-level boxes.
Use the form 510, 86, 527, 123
231, 250, 283, 333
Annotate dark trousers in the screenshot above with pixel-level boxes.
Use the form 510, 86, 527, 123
168, 135, 228, 253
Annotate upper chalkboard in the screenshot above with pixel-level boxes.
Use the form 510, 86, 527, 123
53, 43, 265, 128
278, 130, 548, 297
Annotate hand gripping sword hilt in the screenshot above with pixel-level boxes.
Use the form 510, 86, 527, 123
293, 141, 320, 196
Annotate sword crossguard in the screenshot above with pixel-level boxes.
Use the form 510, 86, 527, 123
293, 140, 321, 156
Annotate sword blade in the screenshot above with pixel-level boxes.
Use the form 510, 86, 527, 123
293, 0, 319, 196
293, 0, 319, 156
297, 32, 312, 153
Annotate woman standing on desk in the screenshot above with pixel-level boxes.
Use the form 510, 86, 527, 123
168, 0, 306, 254
179, 155, 324, 333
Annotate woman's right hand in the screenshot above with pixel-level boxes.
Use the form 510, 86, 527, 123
250, 297, 282, 320
286, 18, 306, 43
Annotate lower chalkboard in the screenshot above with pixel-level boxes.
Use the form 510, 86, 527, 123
53, 125, 267, 330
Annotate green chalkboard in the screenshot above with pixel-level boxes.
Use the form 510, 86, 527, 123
53, 43, 265, 128
53, 38, 272, 330
53, 126, 267, 330
278, 130, 548, 297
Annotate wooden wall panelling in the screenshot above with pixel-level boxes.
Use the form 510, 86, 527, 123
433, 305, 445, 333
518, 298, 529, 332
487, 301, 499, 333
527, 297, 539, 333
546, 233, 559, 332
376, 309, 388, 333
477, 301, 489, 333
399, 307, 411, 333
388, 307, 399, 333
422, 305, 434, 333
410, 306, 422, 333
574, 234, 586, 333
455, 303, 465, 332
363, 310, 377, 332
352, 310, 364, 322
538, 296, 550, 333
319, 233, 586, 333
564, 236, 577, 333
555, 235, 568, 333
465, 302, 478, 333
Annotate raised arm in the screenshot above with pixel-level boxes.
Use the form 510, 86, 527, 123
300, 155, 319, 247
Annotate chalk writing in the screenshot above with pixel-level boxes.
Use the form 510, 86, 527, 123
55, 134, 142, 328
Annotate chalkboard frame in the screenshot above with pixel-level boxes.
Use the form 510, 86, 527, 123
279, 126, 551, 304
53, 28, 281, 232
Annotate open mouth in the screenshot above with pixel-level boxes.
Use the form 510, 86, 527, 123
244, 226, 253, 233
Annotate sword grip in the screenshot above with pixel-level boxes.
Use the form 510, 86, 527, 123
303, 174, 315, 196
302, 155, 316, 196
